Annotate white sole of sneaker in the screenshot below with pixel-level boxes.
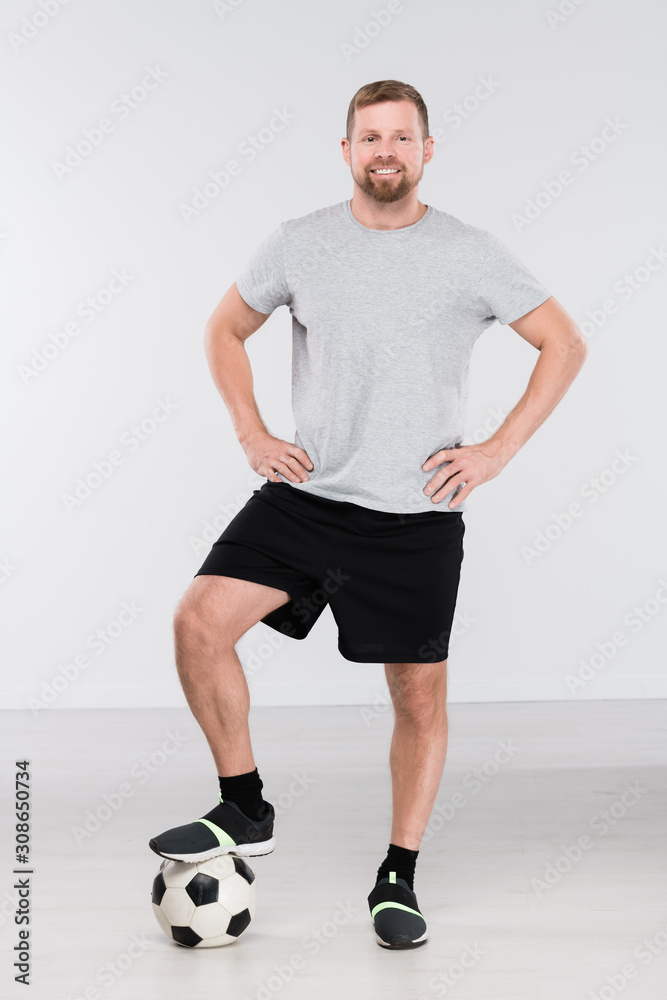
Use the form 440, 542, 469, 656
375, 927, 428, 948
153, 836, 276, 864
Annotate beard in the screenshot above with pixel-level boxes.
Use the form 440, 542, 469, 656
353, 162, 422, 203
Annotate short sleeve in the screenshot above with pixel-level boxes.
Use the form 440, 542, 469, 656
477, 231, 551, 326
235, 224, 291, 314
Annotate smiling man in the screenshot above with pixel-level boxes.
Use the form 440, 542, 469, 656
149, 80, 587, 950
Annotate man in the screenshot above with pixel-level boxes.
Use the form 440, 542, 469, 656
149, 80, 587, 949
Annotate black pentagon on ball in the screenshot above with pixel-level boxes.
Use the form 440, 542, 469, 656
151, 871, 167, 905
171, 925, 203, 948
227, 907, 251, 937
233, 857, 255, 884
186, 872, 219, 906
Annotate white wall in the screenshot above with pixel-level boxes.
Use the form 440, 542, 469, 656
3, 0, 666, 710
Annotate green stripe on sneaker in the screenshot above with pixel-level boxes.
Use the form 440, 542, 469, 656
389, 871, 396, 883
371, 901, 425, 920
195, 818, 236, 847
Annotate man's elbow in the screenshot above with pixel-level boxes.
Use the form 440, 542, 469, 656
571, 325, 589, 365
541, 323, 588, 379
548, 321, 588, 364
559, 326, 589, 384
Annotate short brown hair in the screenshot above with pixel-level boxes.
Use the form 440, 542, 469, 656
346, 80, 430, 144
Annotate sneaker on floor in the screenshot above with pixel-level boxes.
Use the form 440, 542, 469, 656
148, 795, 275, 863
367, 872, 428, 949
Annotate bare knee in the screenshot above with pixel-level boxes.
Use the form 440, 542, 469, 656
386, 661, 447, 719
173, 596, 203, 646
173, 580, 236, 653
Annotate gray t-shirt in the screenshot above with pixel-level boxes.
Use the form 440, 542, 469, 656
235, 198, 551, 514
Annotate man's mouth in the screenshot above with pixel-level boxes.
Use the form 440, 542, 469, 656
370, 168, 400, 175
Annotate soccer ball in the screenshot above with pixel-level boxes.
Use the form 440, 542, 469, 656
151, 855, 258, 947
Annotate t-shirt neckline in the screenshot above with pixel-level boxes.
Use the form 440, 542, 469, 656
345, 198, 433, 234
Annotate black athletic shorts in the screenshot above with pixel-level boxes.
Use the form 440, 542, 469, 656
195, 481, 465, 664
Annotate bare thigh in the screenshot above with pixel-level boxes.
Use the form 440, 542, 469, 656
175, 575, 291, 646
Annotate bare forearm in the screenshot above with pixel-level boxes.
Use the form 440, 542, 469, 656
204, 327, 268, 446
487, 339, 588, 463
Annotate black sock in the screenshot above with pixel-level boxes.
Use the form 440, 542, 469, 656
376, 842, 419, 890
218, 768, 271, 821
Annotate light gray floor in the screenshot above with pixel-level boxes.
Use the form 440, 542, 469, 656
1, 700, 666, 1000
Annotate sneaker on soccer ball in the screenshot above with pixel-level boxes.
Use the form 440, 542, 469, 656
148, 796, 275, 863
